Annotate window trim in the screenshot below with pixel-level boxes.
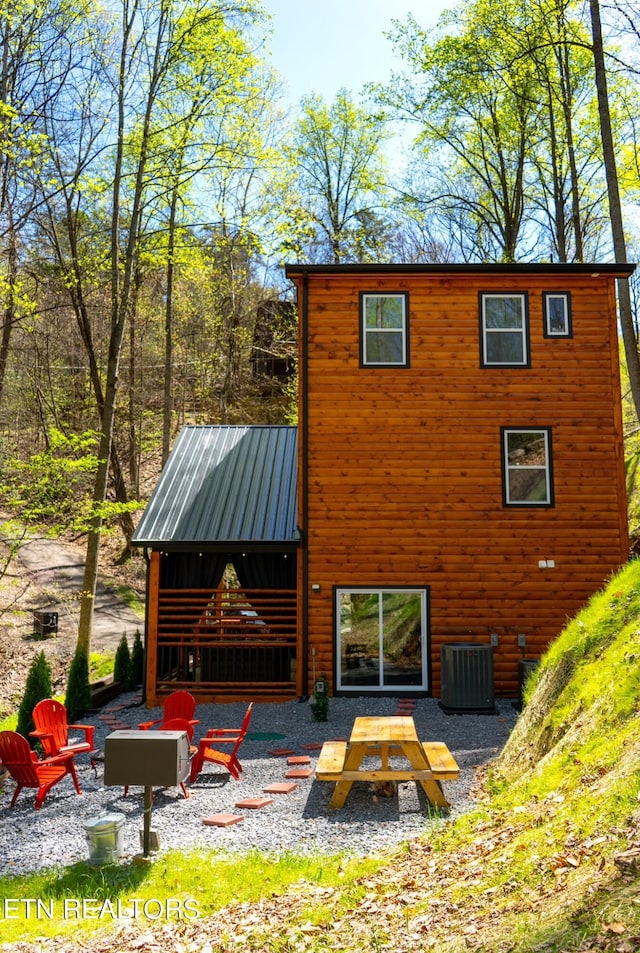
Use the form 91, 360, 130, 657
501, 427, 554, 507
334, 586, 429, 693
479, 292, 530, 367
359, 291, 410, 367
543, 291, 573, 338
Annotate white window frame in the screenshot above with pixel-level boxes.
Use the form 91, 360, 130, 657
360, 292, 409, 367
543, 292, 572, 337
502, 427, 553, 506
481, 292, 529, 366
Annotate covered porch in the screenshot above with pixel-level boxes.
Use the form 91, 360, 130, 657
132, 426, 301, 705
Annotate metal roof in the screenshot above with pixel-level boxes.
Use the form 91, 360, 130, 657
285, 262, 636, 278
131, 425, 299, 549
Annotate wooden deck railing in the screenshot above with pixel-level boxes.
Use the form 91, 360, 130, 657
153, 588, 297, 698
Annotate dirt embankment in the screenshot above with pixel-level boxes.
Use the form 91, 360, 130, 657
0, 528, 146, 719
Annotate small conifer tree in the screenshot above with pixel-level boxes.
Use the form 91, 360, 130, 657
114, 634, 132, 690
130, 629, 144, 686
16, 651, 52, 745
65, 647, 91, 721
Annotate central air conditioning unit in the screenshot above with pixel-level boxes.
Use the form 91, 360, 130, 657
440, 643, 495, 712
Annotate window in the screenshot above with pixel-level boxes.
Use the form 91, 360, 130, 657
502, 428, 553, 506
336, 588, 428, 692
360, 292, 409, 366
543, 292, 572, 337
480, 293, 529, 366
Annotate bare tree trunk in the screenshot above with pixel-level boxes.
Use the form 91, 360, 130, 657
0, 214, 16, 407
589, 0, 640, 422
162, 189, 178, 465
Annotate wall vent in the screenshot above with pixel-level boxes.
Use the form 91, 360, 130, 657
440, 643, 495, 712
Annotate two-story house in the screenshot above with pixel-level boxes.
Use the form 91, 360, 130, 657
132, 262, 633, 704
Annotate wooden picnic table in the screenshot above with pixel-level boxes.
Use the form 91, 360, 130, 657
315, 715, 459, 810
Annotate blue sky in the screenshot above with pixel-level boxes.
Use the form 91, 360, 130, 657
264, 0, 452, 105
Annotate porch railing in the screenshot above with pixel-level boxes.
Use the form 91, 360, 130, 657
154, 587, 297, 698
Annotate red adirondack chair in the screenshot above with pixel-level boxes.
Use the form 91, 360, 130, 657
30, 699, 97, 776
138, 690, 199, 732
190, 702, 253, 783
0, 730, 82, 809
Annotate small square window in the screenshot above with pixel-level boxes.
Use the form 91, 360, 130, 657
502, 428, 553, 506
360, 292, 409, 366
480, 293, 529, 367
543, 292, 572, 337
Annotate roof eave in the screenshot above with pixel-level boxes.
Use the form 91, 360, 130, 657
285, 262, 636, 278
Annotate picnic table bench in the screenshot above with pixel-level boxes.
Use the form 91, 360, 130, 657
315, 716, 459, 810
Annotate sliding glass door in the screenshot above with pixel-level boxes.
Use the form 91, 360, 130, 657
336, 588, 428, 692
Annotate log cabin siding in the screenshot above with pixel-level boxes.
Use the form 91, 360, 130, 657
290, 266, 630, 698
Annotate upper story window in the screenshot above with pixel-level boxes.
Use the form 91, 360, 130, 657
543, 292, 572, 337
502, 427, 553, 506
360, 292, 409, 367
480, 292, 530, 367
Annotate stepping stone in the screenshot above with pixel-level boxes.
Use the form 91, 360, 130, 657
264, 782, 298, 794
202, 813, 244, 827
268, 747, 296, 757
235, 797, 274, 810
301, 742, 323, 751
287, 755, 311, 765
285, 768, 314, 779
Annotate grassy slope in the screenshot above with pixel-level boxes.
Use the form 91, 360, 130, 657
2, 561, 639, 952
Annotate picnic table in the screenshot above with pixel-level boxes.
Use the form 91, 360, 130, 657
315, 715, 459, 810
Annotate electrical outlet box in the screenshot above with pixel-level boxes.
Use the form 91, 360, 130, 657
517, 633, 527, 648
490, 633, 499, 647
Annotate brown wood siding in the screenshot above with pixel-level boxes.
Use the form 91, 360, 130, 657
296, 271, 629, 698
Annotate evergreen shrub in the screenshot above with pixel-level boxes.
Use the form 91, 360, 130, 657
65, 647, 91, 721
16, 651, 53, 745
114, 634, 132, 690
130, 629, 144, 686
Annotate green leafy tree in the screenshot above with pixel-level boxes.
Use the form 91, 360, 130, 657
0, 0, 87, 410
377, 0, 618, 264
379, 8, 537, 261
47, 0, 268, 657
283, 89, 392, 263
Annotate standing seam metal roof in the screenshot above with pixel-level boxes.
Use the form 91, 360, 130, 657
131, 425, 299, 547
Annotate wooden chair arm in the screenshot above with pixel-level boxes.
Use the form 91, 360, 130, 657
69, 723, 95, 746
29, 729, 54, 741
41, 751, 75, 767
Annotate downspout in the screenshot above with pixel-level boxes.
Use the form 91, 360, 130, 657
300, 270, 310, 698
